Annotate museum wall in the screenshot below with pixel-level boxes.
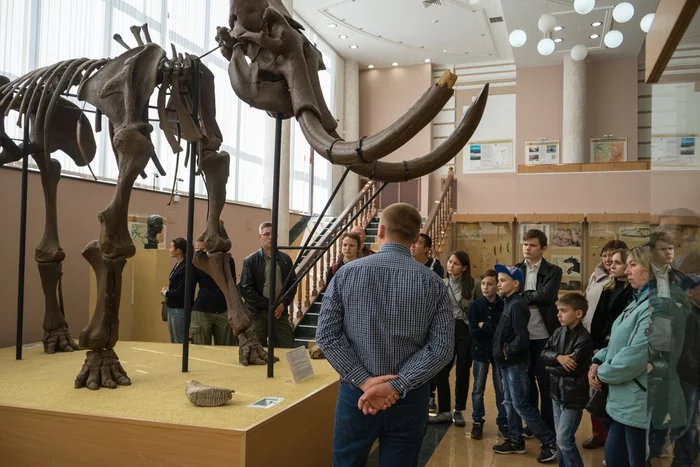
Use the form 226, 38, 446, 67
0, 167, 302, 348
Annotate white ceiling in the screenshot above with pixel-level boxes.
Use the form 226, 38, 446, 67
501, 0, 659, 67
293, 0, 514, 69
294, 0, 665, 70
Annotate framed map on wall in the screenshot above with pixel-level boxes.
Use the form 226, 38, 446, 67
591, 137, 627, 162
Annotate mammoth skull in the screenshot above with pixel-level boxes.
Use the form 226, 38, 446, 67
217, 0, 488, 182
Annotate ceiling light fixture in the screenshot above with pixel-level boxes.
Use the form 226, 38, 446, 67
509, 29, 527, 48
554, 38, 563, 43
591, 21, 602, 27
612, 2, 634, 23
590, 33, 600, 39
328, 23, 337, 28
443, 49, 447, 53
538, 14, 557, 33
339, 35, 348, 39
537, 37, 556, 56
571, 44, 588, 61
640, 13, 655, 33
368, 64, 375, 69
424, 58, 432, 63
392, 62, 399, 66
574, 0, 595, 15
604, 30, 623, 48
554, 26, 564, 31
349, 45, 358, 49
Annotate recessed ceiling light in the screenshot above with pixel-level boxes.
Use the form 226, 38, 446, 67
554, 26, 564, 31
349, 44, 358, 49
590, 33, 600, 39
554, 38, 563, 43
368, 64, 375, 69
591, 21, 602, 27
328, 23, 337, 28
443, 49, 447, 53
424, 58, 432, 63
339, 35, 348, 39
392, 62, 399, 66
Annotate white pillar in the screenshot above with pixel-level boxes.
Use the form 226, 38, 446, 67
562, 54, 586, 163
342, 59, 361, 212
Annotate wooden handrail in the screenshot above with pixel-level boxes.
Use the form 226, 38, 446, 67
291, 179, 380, 328
421, 167, 455, 255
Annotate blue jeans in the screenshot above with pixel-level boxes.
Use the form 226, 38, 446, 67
501, 363, 556, 446
332, 382, 429, 467
671, 382, 700, 466
604, 420, 647, 467
167, 307, 185, 343
472, 359, 507, 426
552, 399, 584, 467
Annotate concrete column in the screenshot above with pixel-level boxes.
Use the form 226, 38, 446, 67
562, 54, 586, 163
342, 59, 361, 213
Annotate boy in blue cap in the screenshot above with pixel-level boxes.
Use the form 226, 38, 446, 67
492, 264, 557, 463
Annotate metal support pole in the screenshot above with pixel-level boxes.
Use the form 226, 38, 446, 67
16, 114, 30, 360
181, 58, 201, 372
268, 113, 283, 378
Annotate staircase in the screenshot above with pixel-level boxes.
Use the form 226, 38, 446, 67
291, 168, 456, 348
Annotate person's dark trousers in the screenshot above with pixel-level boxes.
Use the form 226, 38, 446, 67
501, 363, 556, 447
453, 319, 472, 411
670, 382, 700, 466
251, 310, 294, 348
591, 414, 609, 441
528, 338, 555, 430
552, 399, 584, 467
472, 359, 507, 426
604, 420, 647, 467
434, 351, 455, 413
332, 382, 430, 467
648, 426, 669, 459
429, 378, 436, 400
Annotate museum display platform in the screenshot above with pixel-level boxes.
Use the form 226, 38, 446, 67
0, 341, 339, 467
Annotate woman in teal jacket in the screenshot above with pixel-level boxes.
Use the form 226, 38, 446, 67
588, 245, 652, 467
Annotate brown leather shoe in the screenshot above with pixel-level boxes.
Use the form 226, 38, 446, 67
582, 436, 606, 449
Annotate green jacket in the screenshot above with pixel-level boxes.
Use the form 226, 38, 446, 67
593, 284, 650, 429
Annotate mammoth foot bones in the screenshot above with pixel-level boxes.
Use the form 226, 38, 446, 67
75, 349, 131, 390
238, 330, 279, 366
43, 326, 79, 354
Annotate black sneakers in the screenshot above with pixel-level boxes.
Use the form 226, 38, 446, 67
493, 440, 526, 455
428, 412, 453, 424
523, 426, 535, 439
453, 411, 466, 427
498, 424, 509, 439
537, 444, 557, 463
471, 421, 483, 439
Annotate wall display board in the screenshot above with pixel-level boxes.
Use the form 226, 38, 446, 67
455, 222, 515, 277
525, 140, 560, 165
128, 215, 168, 249
586, 221, 650, 285
651, 135, 699, 168
591, 137, 627, 163
517, 222, 584, 292
462, 140, 515, 174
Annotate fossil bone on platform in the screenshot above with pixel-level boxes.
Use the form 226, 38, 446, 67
185, 380, 235, 407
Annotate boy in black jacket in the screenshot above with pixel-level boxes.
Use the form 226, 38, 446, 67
468, 269, 506, 440
492, 264, 557, 463
541, 293, 594, 467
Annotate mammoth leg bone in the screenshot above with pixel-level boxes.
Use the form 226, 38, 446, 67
199, 147, 232, 253
32, 153, 79, 353
76, 125, 151, 389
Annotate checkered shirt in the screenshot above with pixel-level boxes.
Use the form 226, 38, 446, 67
316, 243, 454, 395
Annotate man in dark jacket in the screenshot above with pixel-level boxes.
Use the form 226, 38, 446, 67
518, 229, 563, 433
492, 264, 557, 462
240, 222, 297, 348
468, 269, 507, 439
541, 293, 594, 467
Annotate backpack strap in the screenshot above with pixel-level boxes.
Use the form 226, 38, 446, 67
428, 258, 436, 271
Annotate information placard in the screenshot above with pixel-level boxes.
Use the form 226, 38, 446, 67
525, 140, 560, 165
285, 346, 315, 383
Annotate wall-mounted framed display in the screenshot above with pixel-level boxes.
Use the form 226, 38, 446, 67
525, 140, 560, 165
462, 140, 515, 174
651, 134, 699, 168
591, 137, 627, 163
453, 215, 516, 278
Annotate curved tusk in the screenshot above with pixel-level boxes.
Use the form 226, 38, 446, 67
298, 70, 458, 166
348, 84, 489, 183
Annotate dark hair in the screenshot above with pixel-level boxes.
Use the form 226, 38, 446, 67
172, 237, 188, 255
481, 269, 498, 280
448, 250, 474, 300
650, 231, 674, 249
419, 233, 433, 249
523, 229, 548, 248
557, 293, 589, 317
601, 240, 628, 255
340, 232, 362, 249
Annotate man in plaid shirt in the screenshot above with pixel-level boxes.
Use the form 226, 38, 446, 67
317, 203, 454, 467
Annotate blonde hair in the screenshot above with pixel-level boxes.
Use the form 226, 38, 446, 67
603, 248, 629, 291
628, 244, 652, 270
380, 203, 422, 243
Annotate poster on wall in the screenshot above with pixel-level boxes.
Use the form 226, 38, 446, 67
128, 215, 167, 249
591, 137, 627, 162
462, 140, 515, 174
525, 140, 560, 165
519, 223, 550, 242
651, 135, 699, 168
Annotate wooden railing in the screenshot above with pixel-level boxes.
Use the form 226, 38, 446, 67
291, 180, 381, 328
422, 167, 455, 255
